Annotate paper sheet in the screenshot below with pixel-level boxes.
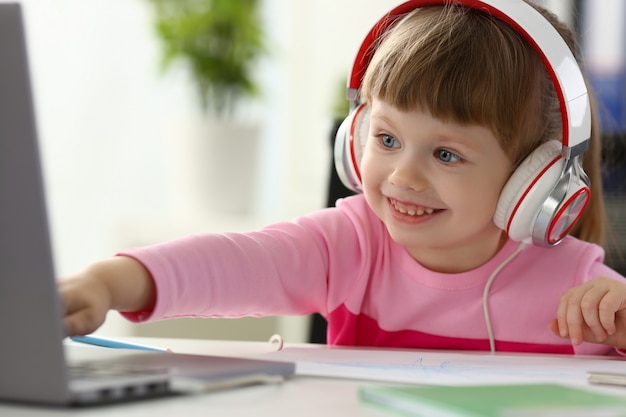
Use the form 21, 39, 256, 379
262, 347, 626, 386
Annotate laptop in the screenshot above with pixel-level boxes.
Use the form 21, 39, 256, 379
0, 3, 294, 406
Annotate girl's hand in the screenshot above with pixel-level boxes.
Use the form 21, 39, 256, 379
58, 256, 156, 337
549, 276, 626, 349
58, 273, 113, 337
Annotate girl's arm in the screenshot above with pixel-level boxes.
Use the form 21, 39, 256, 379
58, 256, 156, 336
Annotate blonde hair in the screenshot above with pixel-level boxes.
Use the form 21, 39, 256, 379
360, 1, 606, 247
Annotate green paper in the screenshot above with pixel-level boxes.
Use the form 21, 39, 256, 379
359, 383, 626, 417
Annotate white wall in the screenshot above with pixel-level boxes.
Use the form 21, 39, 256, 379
18, 0, 402, 268
14, 0, 572, 340
15, 0, 399, 340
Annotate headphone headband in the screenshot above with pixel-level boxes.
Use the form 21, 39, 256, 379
347, 0, 591, 155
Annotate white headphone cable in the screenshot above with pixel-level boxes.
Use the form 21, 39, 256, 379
483, 241, 528, 354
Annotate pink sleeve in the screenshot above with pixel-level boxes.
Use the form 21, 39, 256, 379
117, 204, 365, 322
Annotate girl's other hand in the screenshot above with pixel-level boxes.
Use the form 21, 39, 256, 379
549, 276, 626, 349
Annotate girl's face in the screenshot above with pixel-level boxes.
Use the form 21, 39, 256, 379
361, 100, 513, 273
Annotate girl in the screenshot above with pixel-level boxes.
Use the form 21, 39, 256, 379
59, 0, 626, 355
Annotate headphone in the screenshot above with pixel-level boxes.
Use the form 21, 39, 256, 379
334, 0, 592, 247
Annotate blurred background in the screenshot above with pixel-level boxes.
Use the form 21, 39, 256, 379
14, 0, 624, 343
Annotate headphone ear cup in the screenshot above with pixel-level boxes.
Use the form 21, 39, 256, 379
333, 103, 370, 193
494, 140, 563, 242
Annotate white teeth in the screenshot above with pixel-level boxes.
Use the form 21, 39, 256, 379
393, 202, 436, 217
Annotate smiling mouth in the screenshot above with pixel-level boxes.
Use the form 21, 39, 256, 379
389, 199, 441, 217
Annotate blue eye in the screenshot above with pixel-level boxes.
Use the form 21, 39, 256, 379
380, 134, 399, 149
436, 149, 461, 163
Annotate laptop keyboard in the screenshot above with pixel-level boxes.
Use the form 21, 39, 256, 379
70, 361, 168, 381
68, 361, 171, 404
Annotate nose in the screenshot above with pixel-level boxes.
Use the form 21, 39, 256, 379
389, 155, 429, 191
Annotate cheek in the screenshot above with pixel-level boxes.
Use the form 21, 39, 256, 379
441, 175, 504, 215
471, 171, 511, 215
359, 151, 378, 186
360, 154, 386, 209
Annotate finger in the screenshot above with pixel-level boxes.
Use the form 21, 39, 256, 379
564, 291, 586, 345
598, 290, 624, 336
557, 286, 586, 340
547, 319, 560, 337
58, 281, 85, 314
610, 310, 626, 348
556, 289, 573, 338
578, 310, 626, 349
63, 308, 105, 337
579, 288, 609, 342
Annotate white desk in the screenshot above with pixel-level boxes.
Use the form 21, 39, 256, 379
2, 338, 626, 416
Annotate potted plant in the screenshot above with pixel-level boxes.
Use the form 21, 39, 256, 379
147, 0, 267, 116
146, 0, 268, 215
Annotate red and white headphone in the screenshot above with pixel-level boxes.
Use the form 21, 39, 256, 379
334, 0, 592, 247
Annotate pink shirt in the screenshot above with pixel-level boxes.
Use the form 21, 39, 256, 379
121, 195, 624, 355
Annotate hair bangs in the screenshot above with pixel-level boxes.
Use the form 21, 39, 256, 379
360, 5, 546, 161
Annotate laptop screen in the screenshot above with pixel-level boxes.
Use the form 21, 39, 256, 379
0, 3, 72, 403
